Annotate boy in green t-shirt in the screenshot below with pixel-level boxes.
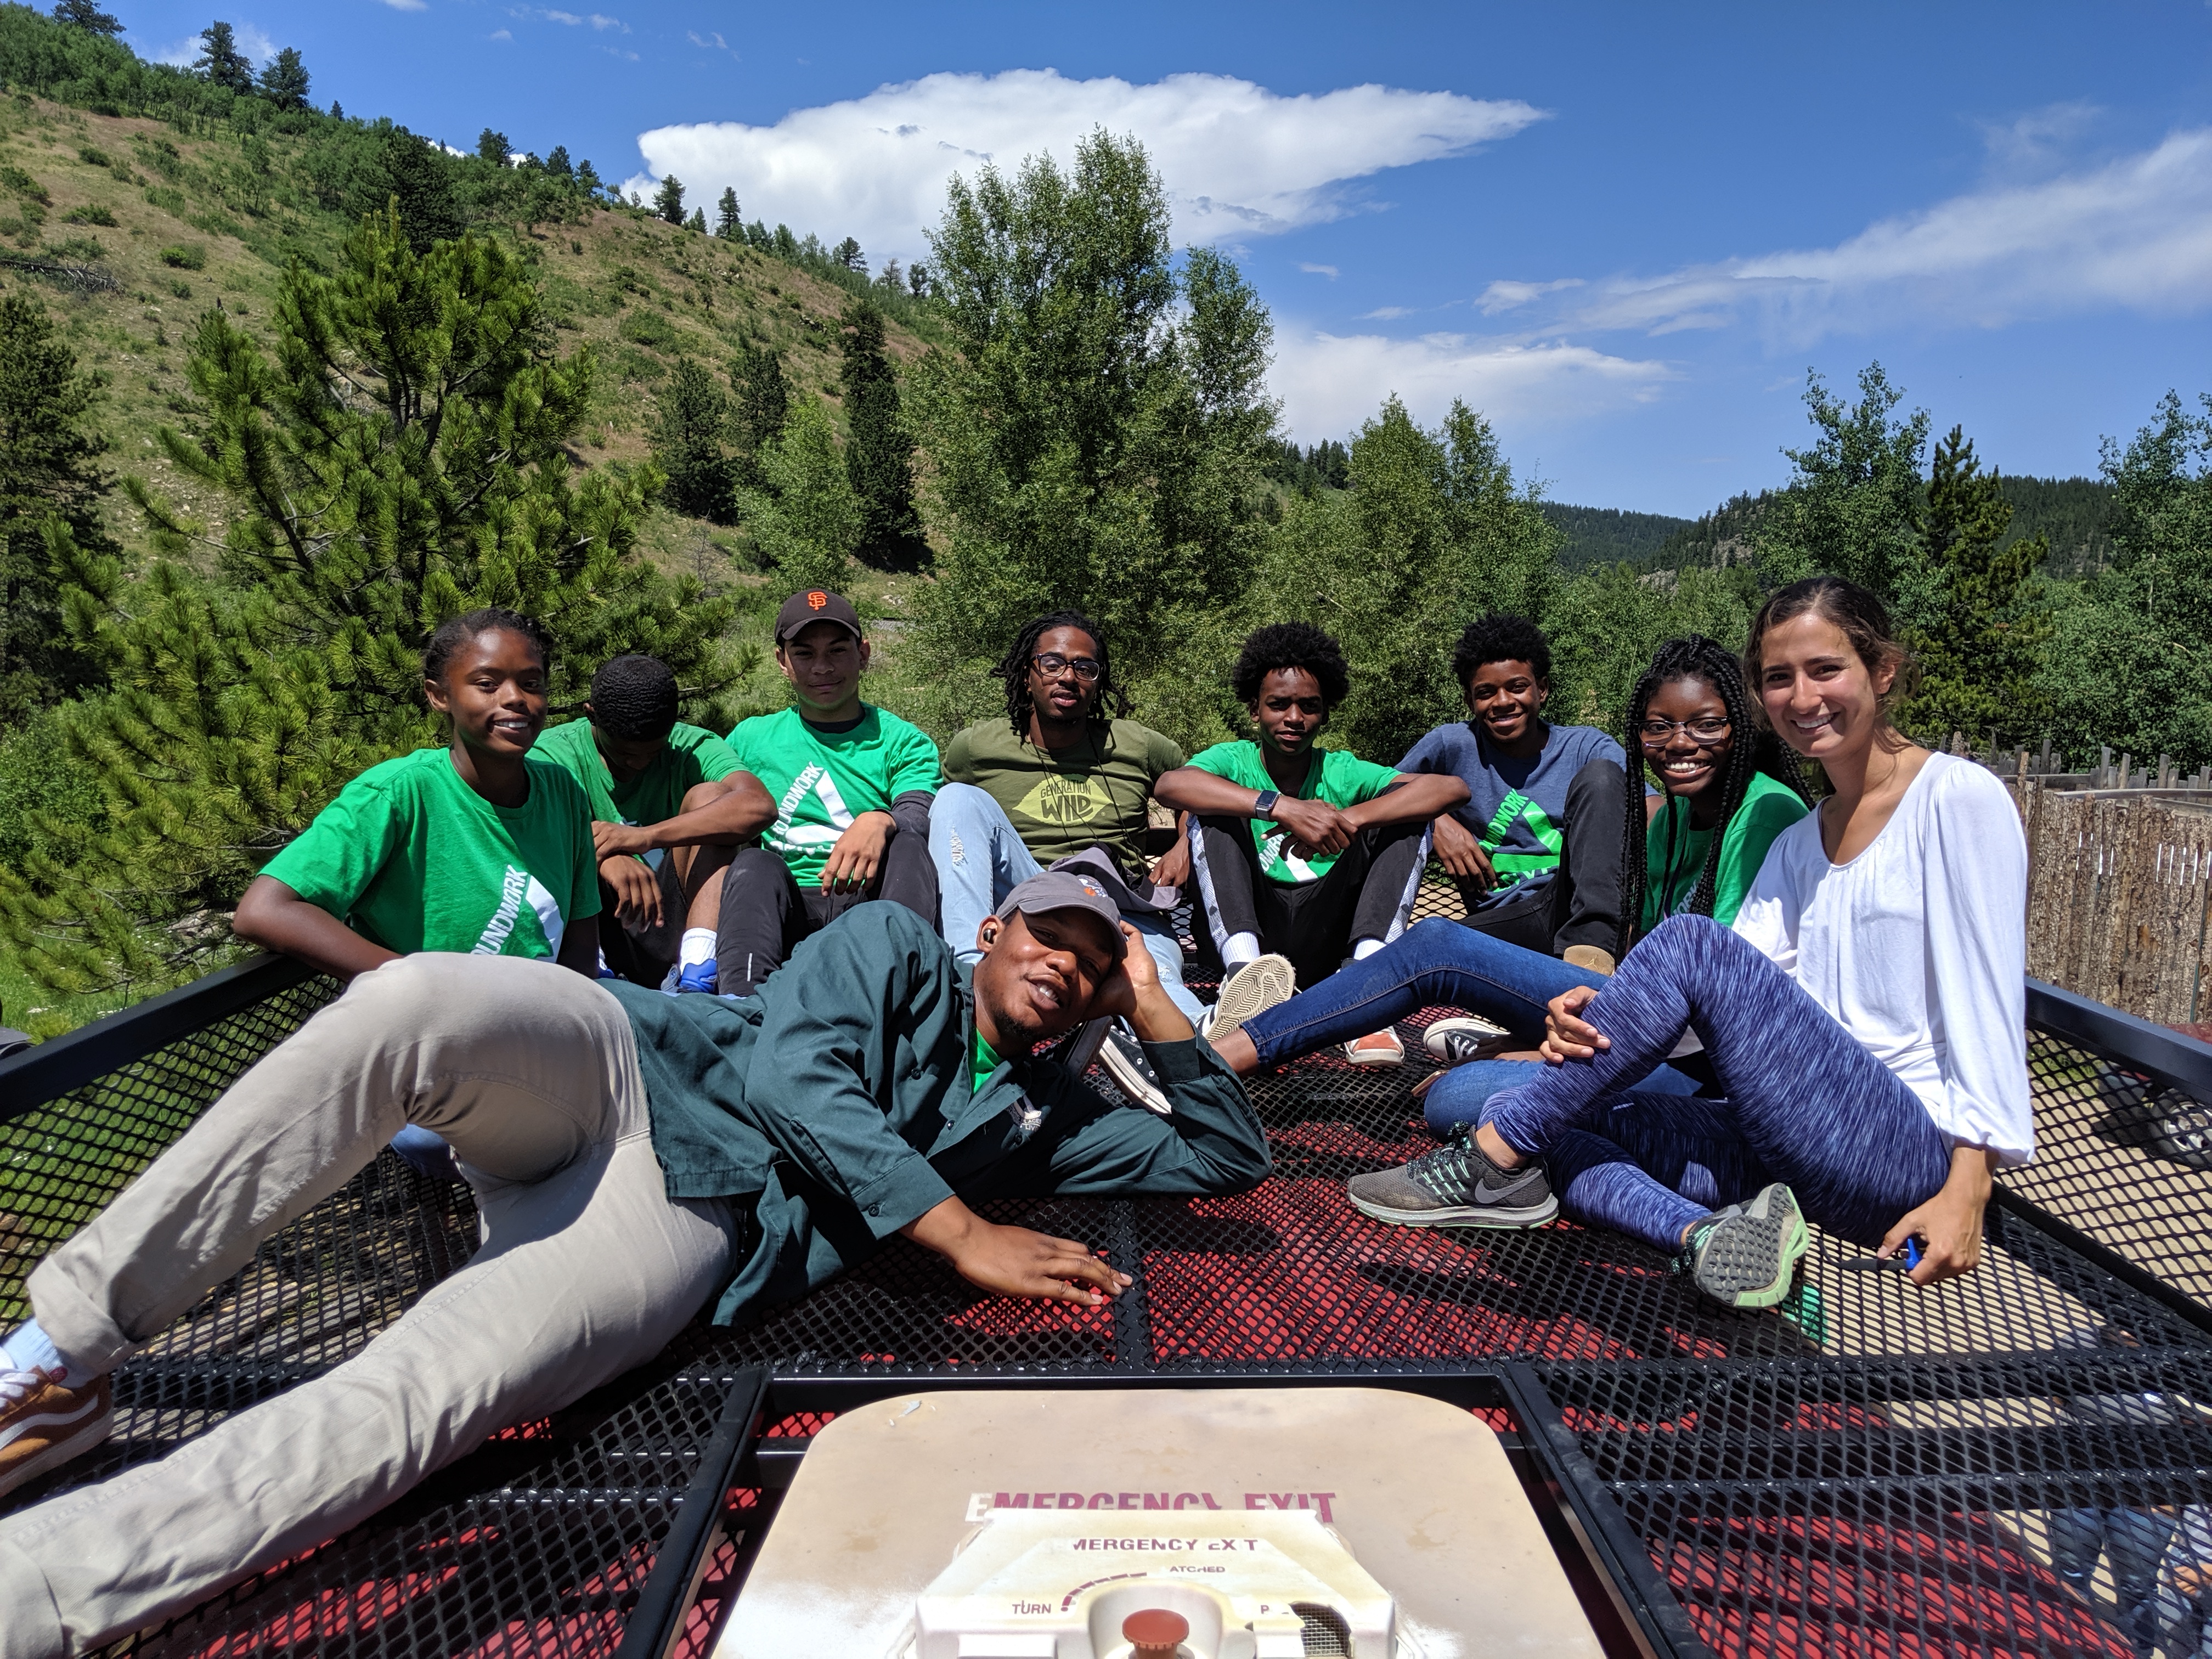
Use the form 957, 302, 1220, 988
532, 655, 773, 991
713, 589, 941, 997
1155, 623, 1468, 1061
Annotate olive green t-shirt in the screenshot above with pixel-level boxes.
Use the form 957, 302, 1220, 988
261, 747, 601, 958
532, 718, 742, 831
1184, 741, 1403, 884
941, 718, 1185, 877
1641, 770, 1809, 934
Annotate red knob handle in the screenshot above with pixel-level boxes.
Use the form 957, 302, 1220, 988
1123, 1607, 1189, 1657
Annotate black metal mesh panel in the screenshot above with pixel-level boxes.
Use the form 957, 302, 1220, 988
5, 917, 2212, 1659
2004, 1025, 2212, 1304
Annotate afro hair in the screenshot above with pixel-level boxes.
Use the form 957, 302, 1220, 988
1450, 613, 1551, 690
1232, 622, 1351, 709
588, 654, 680, 741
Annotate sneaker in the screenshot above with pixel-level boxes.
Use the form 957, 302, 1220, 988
0, 1367, 112, 1500
1562, 945, 1617, 977
1346, 1127, 1559, 1228
1200, 954, 1296, 1045
1052, 1016, 1113, 1076
1675, 1182, 1809, 1309
1344, 1028, 1404, 1066
1099, 1024, 1172, 1114
1422, 1014, 1508, 1064
675, 959, 719, 995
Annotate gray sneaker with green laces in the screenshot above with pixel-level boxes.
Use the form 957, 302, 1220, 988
1677, 1182, 1810, 1308
1346, 1127, 1559, 1228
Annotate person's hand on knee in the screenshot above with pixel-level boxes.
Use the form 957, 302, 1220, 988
1539, 985, 1608, 1064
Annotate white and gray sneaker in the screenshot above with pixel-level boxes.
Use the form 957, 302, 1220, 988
1346, 1127, 1559, 1228
1422, 1014, 1509, 1064
1099, 1023, 1173, 1114
1199, 954, 1297, 1047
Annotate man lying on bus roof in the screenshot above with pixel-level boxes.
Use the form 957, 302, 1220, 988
0, 874, 1269, 1659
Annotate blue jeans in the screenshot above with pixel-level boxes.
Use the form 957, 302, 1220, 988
1237, 917, 1701, 1132
2048, 1506, 2175, 1656
1482, 914, 1954, 1253
928, 782, 1204, 1023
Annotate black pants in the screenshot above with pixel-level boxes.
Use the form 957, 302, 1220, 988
1189, 814, 1430, 990
1455, 757, 1628, 959
596, 855, 690, 989
714, 834, 939, 997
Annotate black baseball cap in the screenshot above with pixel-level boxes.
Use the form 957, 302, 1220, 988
774, 589, 864, 645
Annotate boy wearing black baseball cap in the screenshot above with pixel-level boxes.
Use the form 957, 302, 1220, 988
710, 589, 941, 996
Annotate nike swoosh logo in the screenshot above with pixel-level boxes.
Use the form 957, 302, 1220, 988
1471, 1176, 1530, 1204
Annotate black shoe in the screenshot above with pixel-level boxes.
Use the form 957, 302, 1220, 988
1421, 1014, 1508, 1064
1346, 1127, 1558, 1228
1099, 1023, 1172, 1115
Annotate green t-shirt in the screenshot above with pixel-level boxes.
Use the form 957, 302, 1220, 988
942, 718, 1184, 877
1186, 741, 1403, 884
726, 704, 941, 886
970, 1028, 1002, 1099
262, 747, 601, 959
1641, 770, 1809, 934
532, 718, 741, 832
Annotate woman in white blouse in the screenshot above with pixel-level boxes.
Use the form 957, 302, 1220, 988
1335, 575, 2030, 1310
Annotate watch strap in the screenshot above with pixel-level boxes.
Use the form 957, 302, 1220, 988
1251, 788, 1280, 821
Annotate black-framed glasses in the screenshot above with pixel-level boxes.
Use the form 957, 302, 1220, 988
1032, 653, 1103, 682
1639, 716, 1731, 743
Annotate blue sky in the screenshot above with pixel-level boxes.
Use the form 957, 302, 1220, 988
122, 2, 2212, 516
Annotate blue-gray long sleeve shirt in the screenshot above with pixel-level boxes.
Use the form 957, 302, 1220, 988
607, 902, 1273, 1325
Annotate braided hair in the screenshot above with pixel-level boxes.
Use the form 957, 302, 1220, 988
1616, 634, 1810, 961
996, 611, 1124, 740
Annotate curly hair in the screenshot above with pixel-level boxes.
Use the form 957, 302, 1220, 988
1617, 634, 1810, 960
995, 611, 1124, 740
422, 607, 552, 687
588, 654, 679, 741
1450, 613, 1550, 690
1233, 622, 1350, 709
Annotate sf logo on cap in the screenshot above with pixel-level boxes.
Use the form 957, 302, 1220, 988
1080, 878, 1104, 898
806, 590, 829, 610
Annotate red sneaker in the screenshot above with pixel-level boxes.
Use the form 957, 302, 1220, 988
1344, 1028, 1405, 1067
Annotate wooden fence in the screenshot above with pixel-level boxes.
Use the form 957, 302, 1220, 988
2016, 780, 2212, 1023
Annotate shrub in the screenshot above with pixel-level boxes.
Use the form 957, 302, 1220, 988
76, 146, 110, 167
159, 242, 204, 269
48, 235, 103, 261
0, 164, 48, 205
63, 203, 115, 226
618, 308, 679, 351
166, 278, 189, 298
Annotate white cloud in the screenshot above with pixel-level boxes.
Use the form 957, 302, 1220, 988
688, 30, 729, 49
490, 27, 512, 39
233, 22, 275, 64
1270, 327, 1677, 442
1537, 127, 2212, 344
590, 13, 625, 28
1359, 306, 1415, 320
629, 70, 1543, 263
380, 0, 429, 10
1477, 277, 1582, 314
1298, 262, 1338, 278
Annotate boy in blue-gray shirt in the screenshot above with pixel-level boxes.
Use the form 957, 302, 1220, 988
1397, 614, 1631, 973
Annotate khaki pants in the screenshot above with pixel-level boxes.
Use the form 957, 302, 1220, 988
0, 955, 734, 1659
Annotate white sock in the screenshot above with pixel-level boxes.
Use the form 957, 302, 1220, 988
1, 1318, 63, 1379
1352, 938, 1385, 961
1221, 932, 1262, 969
680, 928, 715, 968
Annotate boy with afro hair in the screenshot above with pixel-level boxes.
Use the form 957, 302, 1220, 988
1155, 622, 1468, 1063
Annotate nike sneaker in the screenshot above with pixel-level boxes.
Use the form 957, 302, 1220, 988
1676, 1182, 1810, 1309
1346, 1126, 1558, 1228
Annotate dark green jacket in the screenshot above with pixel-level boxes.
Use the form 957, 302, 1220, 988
608, 902, 1272, 1325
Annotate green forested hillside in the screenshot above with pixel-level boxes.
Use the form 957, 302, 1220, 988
1539, 502, 1694, 569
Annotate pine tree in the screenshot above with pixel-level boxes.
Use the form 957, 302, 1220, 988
685, 206, 707, 235
1893, 427, 2048, 746
51, 0, 122, 35
353, 127, 465, 252
0, 293, 112, 724
257, 46, 309, 111
0, 210, 732, 992
476, 128, 511, 166
653, 358, 736, 523
838, 298, 923, 567
729, 343, 789, 486
907, 261, 929, 297
194, 21, 255, 93
654, 174, 685, 224
833, 236, 865, 272
736, 399, 859, 595
544, 145, 573, 180
714, 187, 740, 240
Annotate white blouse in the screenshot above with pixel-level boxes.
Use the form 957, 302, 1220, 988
1730, 753, 2033, 1164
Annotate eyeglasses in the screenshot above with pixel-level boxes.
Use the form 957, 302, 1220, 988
1031, 653, 1103, 682
1639, 716, 1731, 743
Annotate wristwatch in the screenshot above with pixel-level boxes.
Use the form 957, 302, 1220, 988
1251, 788, 1280, 821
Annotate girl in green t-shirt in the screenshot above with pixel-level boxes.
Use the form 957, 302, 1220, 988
236, 606, 601, 984
1617, 633, 1812, 955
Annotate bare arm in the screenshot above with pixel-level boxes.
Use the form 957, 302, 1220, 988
555, 913, 600, 979
1881, 1146, 1997, 1285
1343, 774, 1470, 831
591, 772, 773, 859
1153, 765, 1271, 818
233, 874, 400, 983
